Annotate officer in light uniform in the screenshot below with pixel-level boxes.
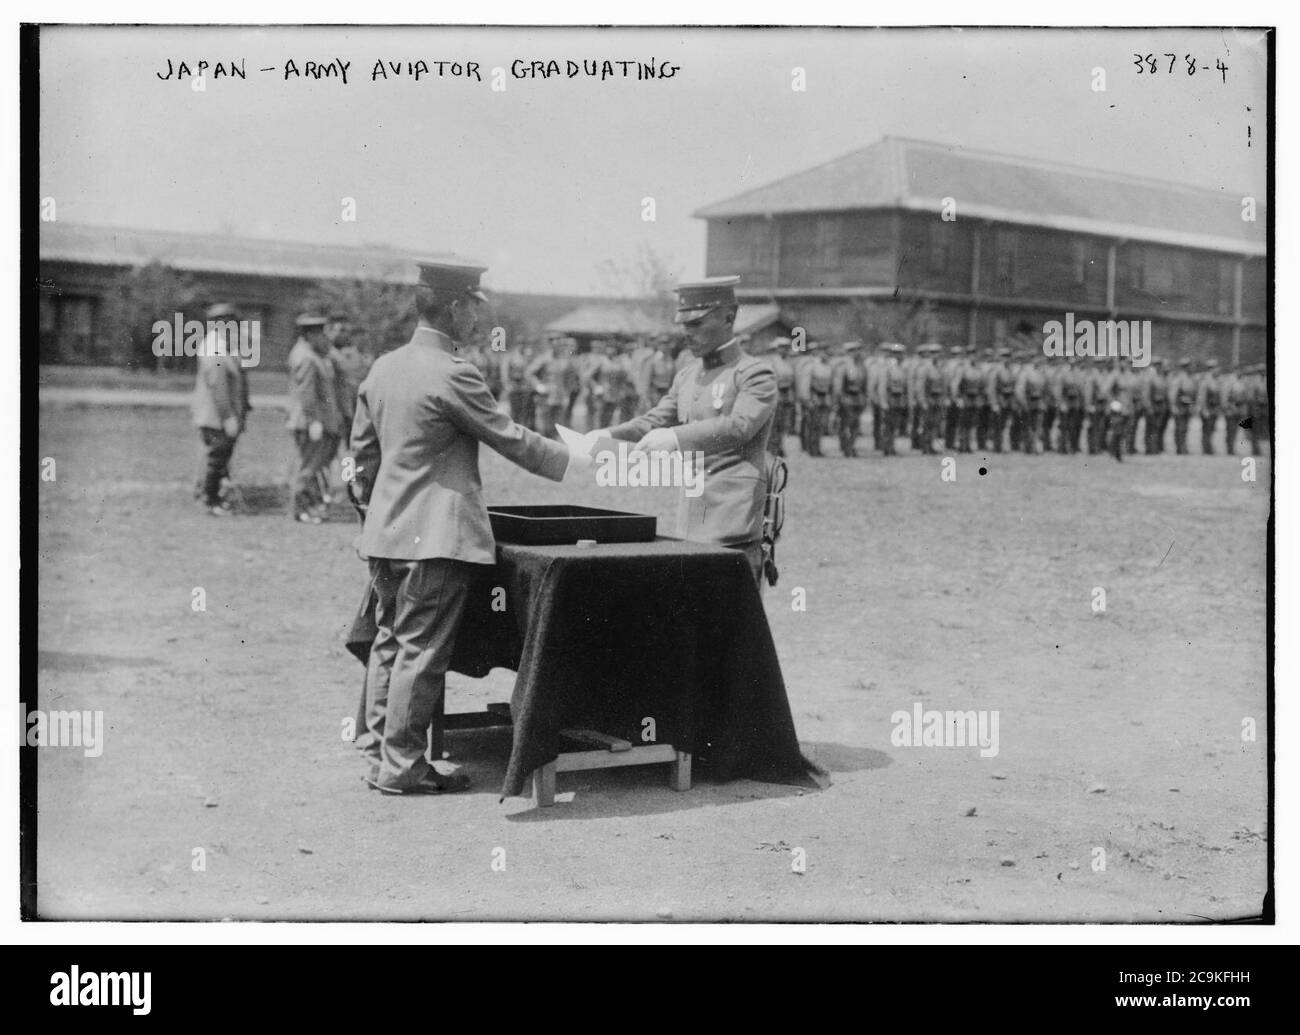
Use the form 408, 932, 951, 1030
914, 344, 946, 455
876, 343, 909, 456
603, 276, 777, 586
191, 302, 251, 515
350, 259, 587, 794
1168, 358, 1197, 455
985, 348, 1017, 454
287, 314, 343, 523
1196, 359, 1223, 455
796, 342, 834, 456
765, 336, 796, 457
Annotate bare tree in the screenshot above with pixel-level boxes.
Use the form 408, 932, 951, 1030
595, 242, 682, 328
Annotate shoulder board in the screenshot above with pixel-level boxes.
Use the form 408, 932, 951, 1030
736, 354, 774, 375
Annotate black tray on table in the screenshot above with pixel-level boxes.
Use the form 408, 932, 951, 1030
487, 505, 656, 545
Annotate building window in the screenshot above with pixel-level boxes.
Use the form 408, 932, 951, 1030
1143, 250, 1176, 296
1126, 247, 1145, 291
928, 222, 952, 275
747, 222, 772, 272
813, 217, 840, 268
994, 230, 1017, 287
64, 297, 94, 339
1217, 260, 1236, 316
39, 294, 58, 335
1072, 240, 1089, 285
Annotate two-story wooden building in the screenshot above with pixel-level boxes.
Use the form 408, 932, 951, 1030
696, 137, 1267, 366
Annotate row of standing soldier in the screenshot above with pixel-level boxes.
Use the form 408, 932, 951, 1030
761, 340, 1268, 462
463, 335, 1268, 463
196, 313, 1269, 522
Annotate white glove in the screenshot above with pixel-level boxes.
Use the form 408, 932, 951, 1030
563, 449, 594, 482
308, 420, 324, 442
222, 417, 240, 438
632, 428, 680, 455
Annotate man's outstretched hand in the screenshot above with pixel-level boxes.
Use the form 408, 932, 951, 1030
632, 428, 680, 455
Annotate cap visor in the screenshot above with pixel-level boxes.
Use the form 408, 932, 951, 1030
674, 308, 711, 325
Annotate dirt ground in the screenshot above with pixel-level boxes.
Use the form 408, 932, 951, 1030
33, 397, 1269, 922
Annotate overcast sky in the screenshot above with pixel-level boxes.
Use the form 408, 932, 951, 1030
39, 25, 1269, 296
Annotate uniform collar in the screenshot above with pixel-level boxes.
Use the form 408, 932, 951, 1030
412, 323, 457, 352
701, 337, 741, 370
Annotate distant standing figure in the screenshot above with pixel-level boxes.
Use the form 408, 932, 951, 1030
286, 313, 343, 523
191, 302, 251, 516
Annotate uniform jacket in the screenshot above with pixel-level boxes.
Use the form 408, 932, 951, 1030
608, 341, 776, 548
1196, 373, 1224, 414
1015, 365, 1049, 408
329, 344, 373, 428
191, 330, 251, 430
1106, 369, 1142, 415
350, 325, 570, 563
876, 361, 909, 407
832, 357, 867, 403
526, 350, 572, 406
287, 339, 344, 434
796, 357, 834, 401
986, 363, 1017, 407
1169, 372, 1198, 412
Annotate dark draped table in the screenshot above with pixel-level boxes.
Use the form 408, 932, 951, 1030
345, 537, 825, 799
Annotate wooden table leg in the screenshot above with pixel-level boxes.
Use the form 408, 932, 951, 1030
534, 761, 557, 807
669, 750, 692, 792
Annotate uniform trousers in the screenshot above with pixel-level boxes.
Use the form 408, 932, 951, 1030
291, 430, 336, 514
198, 427, 236, 506
362, 557, 476, 790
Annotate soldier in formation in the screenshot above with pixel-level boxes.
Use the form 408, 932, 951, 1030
831, 341, 868, 457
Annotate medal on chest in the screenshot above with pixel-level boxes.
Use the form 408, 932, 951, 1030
711, 381, 727, 410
